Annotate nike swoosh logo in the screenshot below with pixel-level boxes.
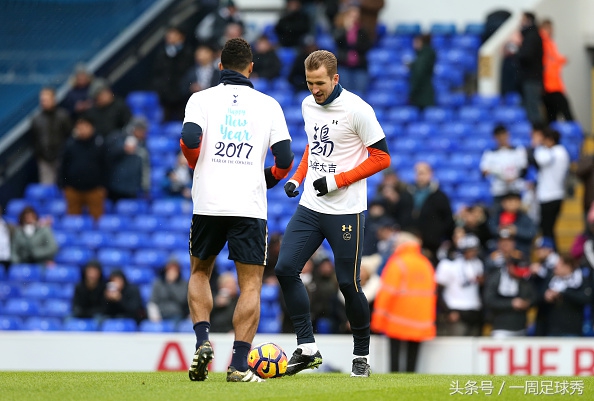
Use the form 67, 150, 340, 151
287, 362, 305, 368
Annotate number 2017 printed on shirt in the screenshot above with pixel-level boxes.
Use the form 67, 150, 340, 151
215, 141, 253, 159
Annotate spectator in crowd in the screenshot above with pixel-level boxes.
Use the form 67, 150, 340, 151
288, 35, 318, 92
530, 236, 560, 278
338, 253, 382, 314
163, 151, 193, 199
371, 231, 436, 372
570, 204, 594, 269
106, 118, 150, 202
408, 162, 455, 265
181, 44, 220, 99
275, 0, 311, 48
264, 232, 283, 283
71, 260, 106, 319
357, 0, 385, 42
454, 204, 492, 255
375, 217, 399, 266
10, 206, 57, 265
488, 191, 537, 257
309, 258, 348, 334
534, 254, 592, 336
195, 0, 244, 50
500, 29, 522, 96
436, 235, 484, 336
210, 272, 239, 333
408, 34, 436, 110
480, 124, 528, 203
540, 19, 573, 123
362, 200, 389, 256
147, 258, 189, 323
59, 114, 107, 220
530, 128, 569, 249
517, 12, 544, 124
251, 35, 282, 80
30, 87, 72, 185
62, 64, 94, 120
86, 79, 132, 137
103, 269, 145, 324
152, 26, 194, 122
483, 256, 536, 338
374, 168, 413, 229
333, 3, 373, 94
0, 207, 11, 272
484, 228, 525, 273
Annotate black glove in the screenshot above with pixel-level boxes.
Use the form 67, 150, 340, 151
264, 167, 280, 189
313, 177, 328, 197
284, 181, 299, 197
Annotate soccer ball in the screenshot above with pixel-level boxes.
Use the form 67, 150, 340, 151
248, 342, 288, 379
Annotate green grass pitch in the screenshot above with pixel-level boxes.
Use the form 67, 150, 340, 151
0, 372, 591, 401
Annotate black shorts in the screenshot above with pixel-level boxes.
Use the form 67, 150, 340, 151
189, 214, 268, 265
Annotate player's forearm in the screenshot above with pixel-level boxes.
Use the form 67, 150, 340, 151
334, 141, 391, 188
180, 122, 203, 169
289, 144, 309, 184
269, 139, 294, 180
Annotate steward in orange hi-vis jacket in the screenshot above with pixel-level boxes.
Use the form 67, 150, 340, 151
371, 232, 436, 371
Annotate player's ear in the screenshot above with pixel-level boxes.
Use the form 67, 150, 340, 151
333, 73, 339, 85
218, 62, 223, 71
248, 62, 254, 75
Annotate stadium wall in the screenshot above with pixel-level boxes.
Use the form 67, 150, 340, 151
1, 333, 593, 375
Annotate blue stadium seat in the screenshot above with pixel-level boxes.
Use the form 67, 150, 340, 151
63, 318, 99, 332
434, 63, 464, 87
151, 232, 187, 250
435, 168, 465, 185
24, 184, 60, 200
43, 299, 71, 318
165, 215, 191, 233
139, 320, 175, 333
101, 318, 137, 332
551, 121, 583, 140
130, 214, 161, 232
123, 266, 154, 285
509, 121, 532, 139
115, 199, 149, 215
451, 34, 481, 50
45, 199, 66, 216
442, 122, 472, 139
258, 317, 281, 333
503, 92, 522, 106
112, 231, 149, 249
406, 122, 438, 138
139, 283, 152, 304
367, 48, 399, 64
0, 315, 23, 330
133, 249, 168, 268
8, 264, 42, 282
151, 199, 193, 215
5, 198, 34, 218
270, 78, 291, 92
457, 106, 488, 122
431, 35, 450, 50
3, 298, 40, 316
423, 107, 453, 123
437, 92, 466, 107
386, 107, 419, 124
126, 91, 159, 113
20, 282, 61, 299
146, 136, 179, 153
492, 107, 527, 124
251, 78, 269, 93
97, 248, 132, 266
97, 214, 130, 232
54, 246, 93, 265
284, 105, 304, 125
55, 215, 94, 232
261, 284, 279, 302
161, 121, 183, 139
77, 231, 111, 249
394, 23, 421, 36
378, 35, 412, 50
45, 265, 80, 284
176, 318, 194, 333
465, 23, 485, 36
430, 23, 457, 36
471, 94, 501, 108
0, 283, 20, 300
0, 268, 4, 281
265, 91, 293, 109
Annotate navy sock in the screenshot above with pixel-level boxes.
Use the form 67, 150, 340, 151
193, 321, 210, 350
231, 341, 251, 371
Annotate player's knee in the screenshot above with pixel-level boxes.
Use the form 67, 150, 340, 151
273, 257, 295, 277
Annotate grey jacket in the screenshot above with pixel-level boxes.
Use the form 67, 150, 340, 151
149, 277, 188, 320
11, 225, 58, 264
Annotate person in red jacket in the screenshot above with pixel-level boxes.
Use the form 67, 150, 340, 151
371, 231, 436, 372
540, 19, 574, 123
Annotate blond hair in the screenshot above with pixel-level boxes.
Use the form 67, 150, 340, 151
304, 50, 337, 77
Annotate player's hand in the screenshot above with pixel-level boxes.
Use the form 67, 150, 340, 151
284, 181, 299, 197
264, 167, 280, 189
313, 177, 329, 197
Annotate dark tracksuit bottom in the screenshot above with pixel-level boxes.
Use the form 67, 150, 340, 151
275, 205, 370, 356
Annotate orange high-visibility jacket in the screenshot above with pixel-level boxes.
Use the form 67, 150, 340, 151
371, 242, 436, 342
540, 28, 566, 94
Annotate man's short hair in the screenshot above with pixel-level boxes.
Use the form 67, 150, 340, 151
221, 38, 253, 72
493, 124, 508, 136
524, 12, 537, 25
304, 50, 338, 77
543, 128, 561, 144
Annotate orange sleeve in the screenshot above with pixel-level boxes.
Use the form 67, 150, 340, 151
334, 147, 391, 189
290, 144, 309, 185
179, 138, 200, 169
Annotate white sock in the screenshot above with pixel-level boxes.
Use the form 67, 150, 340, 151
298, 342, 318, 356
354, 354, 369, 363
